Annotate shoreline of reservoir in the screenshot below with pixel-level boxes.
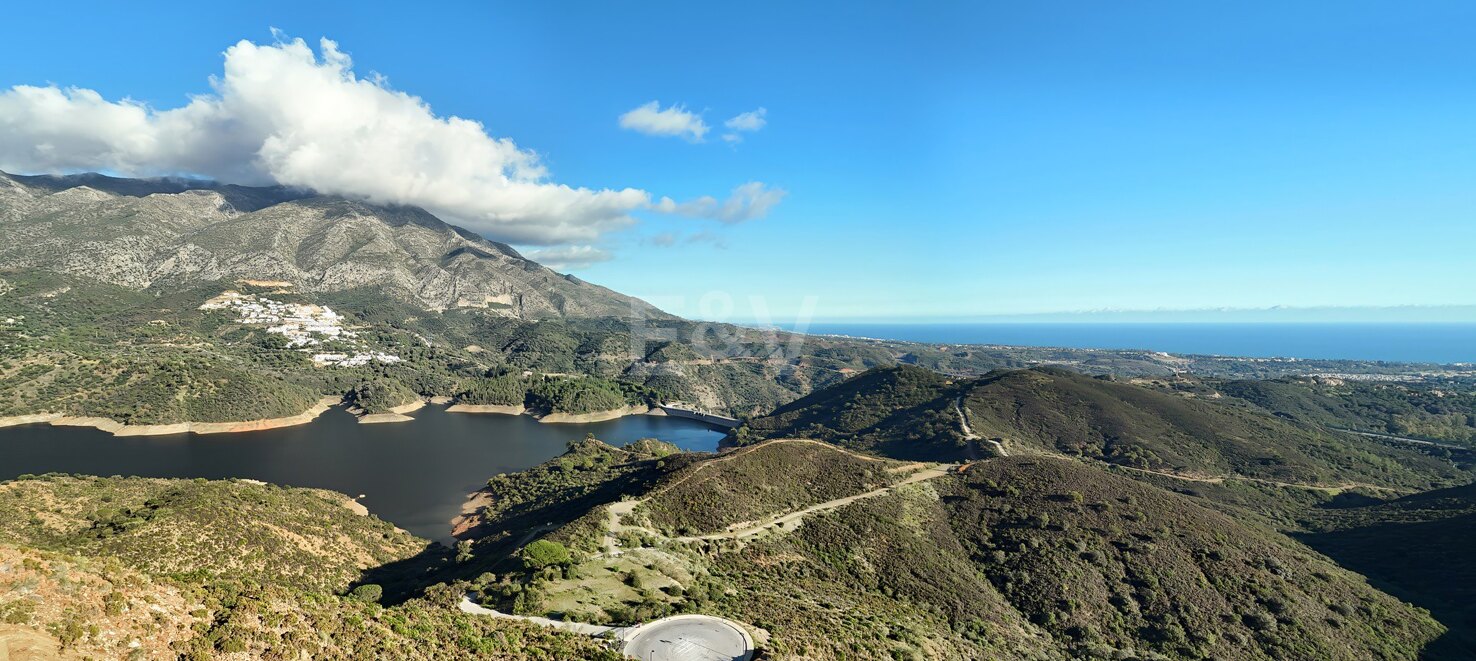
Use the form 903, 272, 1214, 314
0, 397, 342, 437
0, 398, 735, 437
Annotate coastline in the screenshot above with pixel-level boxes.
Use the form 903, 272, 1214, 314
0, 398, 725, 438
0, 397, 340, 437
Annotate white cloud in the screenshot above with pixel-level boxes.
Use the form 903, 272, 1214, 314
618, 101, 709, 142
0, 35, 784, 245
525, 245, 612, 270
655, 181, 787, 223
0, 36, 654, 244
724, 107, 767, 132
721, 107, 767, 144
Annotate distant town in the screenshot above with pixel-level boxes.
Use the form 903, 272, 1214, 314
200, 291, 402, 367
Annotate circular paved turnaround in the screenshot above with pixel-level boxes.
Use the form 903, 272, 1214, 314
619, 614, 754, 661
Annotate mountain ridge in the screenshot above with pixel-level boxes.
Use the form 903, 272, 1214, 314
0, 170, 665, 318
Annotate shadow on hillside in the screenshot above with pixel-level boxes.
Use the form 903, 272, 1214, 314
352, 477, 658, 605
1297, 513, 1476, 660
352, 542, 457, 606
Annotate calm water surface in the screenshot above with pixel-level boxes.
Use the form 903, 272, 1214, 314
0, 405, 724, 541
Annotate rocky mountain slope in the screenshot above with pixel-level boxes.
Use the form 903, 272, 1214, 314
0, 171, 665, 318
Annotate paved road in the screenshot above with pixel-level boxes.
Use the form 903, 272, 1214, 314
458, 597, 615, 636
621, 615, 754, 661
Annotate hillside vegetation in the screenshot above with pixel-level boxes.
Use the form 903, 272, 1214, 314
1298, 482, 1476, 659
1213, 376, 1476, 447
0, 474, 621, 659
469, 436, 1448, 660
0, 475, 419, 592
636, 440, 911, 535
458, 437, 680, 549
944, 457, 1443, 660
737, 365, 1472, 492
960, 368, 1471, 490
730, 365, 981, 460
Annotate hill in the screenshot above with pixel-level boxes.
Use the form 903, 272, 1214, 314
0, 474, 621, 659
1298, 482, 1476, 659
466, 439, 1446, 660
0, 475, 420, 592
1212, 376, 1476, 447
453, 436, 680, 547
729, 365, 982, 460
635, 439, 913, 535
735, 365, 1473, 491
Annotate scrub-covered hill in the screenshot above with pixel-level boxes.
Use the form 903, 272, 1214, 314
466, 439, 1446, 660
728, 365, 980, 460
0, 474, 621, 660
1212, 376, 1476, 448
733, 365, 1472, 491
1299, 482, 1476, 659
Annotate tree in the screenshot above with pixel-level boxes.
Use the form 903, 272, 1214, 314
520, 539, 571, 570
350, 584, 383, 603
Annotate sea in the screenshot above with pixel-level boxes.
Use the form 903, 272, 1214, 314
790, 323, 1476, 365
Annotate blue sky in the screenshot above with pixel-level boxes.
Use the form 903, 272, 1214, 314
1, 2, 1474, 322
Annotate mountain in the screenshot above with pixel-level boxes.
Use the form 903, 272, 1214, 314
733, 365, 1472, 491
0, 171, 665, 318
456, 439, 1446, 660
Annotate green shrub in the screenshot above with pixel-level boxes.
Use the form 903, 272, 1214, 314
350, 584, 383, 603
520, 540, 571, 570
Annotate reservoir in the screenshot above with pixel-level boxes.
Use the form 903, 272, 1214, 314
0, 405, 726, 540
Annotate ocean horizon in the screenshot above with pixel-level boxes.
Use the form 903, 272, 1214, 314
779, 322, 1476, 365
